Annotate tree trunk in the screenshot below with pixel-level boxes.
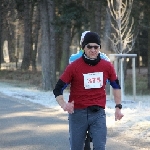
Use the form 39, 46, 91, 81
94, 0, 101, 36
40, 0, 50, 90
59, 0, 71, 74
102, 7, 111, 52
47, 0, 56, 88
60, 26, 71, 74
6, 19, 16, 62
148, 21, 150, 89
0, 0, 2, 69
40, 0, 55, 90
21, 0, 32, 70
31, 2, 40, 72
31, 1, 40, 72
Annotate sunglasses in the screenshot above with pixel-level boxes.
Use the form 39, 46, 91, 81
86, 45, 99, 49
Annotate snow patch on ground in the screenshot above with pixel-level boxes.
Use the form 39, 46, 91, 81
0, 82, 150, 148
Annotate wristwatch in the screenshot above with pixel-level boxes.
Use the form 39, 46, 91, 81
115, 104, 122, 109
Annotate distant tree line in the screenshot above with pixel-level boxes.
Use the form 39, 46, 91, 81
0, 0, 150, 90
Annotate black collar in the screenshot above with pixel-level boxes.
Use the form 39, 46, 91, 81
82, 53, 101, 66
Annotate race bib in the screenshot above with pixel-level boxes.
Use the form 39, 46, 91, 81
83, 72, 103, 89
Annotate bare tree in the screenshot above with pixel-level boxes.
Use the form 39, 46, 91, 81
21, 0, 32, 70
31, 2, 40, 72
148, 26, 150, 89
147, 10, 150, 89
0, 0, 3, 69
6, 1, 16, 62
60, 26, 71, 74
40, 0, 56, 90
47, 0, 56, 89
107, 0, 137, 54
102, 7, 112, 52
107, 0, 138, 101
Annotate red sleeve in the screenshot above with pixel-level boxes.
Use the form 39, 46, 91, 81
60, 63, 74, 84
108, 62, 118, 81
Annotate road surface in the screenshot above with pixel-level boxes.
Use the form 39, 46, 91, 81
0, 94, 144, 150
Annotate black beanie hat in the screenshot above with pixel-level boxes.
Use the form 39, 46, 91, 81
82, 32, 101, 49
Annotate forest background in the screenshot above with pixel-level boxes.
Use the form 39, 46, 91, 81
0, 0, 150, 97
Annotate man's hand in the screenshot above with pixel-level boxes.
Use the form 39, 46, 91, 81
56, 95, 74, 114
61, 101, 74, 114
115, 108, 124, 121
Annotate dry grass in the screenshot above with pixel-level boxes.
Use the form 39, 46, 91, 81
0, 68, 149, 95
125, 68, 150, 95
125, 74, 150, 95
0, 70, 42, 89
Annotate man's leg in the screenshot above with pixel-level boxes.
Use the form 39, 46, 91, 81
88, 108, 107, 150
69, 109, 89, 150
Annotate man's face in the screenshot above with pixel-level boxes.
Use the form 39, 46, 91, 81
84, 43, 100, 59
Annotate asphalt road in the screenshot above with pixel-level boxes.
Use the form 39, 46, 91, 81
0, 93, 137, 150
